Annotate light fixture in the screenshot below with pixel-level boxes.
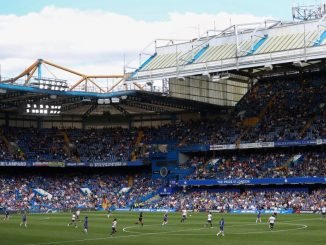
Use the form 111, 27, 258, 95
264, 64, 273, 71
31, 77, 69, 91
177, 76, 185, 81
219, 73, 230, 80
202, 71, 210, 79
111, 97, 120, 103
211, 75, 221, 82
24, 103, 61, 116
293, 61, 303, 67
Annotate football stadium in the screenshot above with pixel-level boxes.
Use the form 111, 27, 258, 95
0, 1, 325, 245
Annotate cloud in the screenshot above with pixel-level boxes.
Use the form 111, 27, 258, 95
0, 6, 269, 86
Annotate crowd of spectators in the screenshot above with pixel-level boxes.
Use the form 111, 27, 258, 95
144, 188, 325, 212
250, 79, 325, 142
0, 173, 163, 212
0, 76, 325, 163
184, 150, 325, 180
1, 171, 324, 213
67, 128, 138, 163
0, 127, 145, 163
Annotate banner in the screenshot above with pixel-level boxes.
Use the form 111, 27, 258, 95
210, 144, 236, 151
274, 140, 318, 147
179, 177, 326, 186
0, 160, 143, 168
210, 139, 324, 151
33, 188, 53, 200
89, 160, 144, 167
297, 210, 315, 214
0, 161, 28, 167
179, 144, 210, 152
33, 162, 65, 167
159, 187, 172, 195
238, 142, 274, 149
230, 209, 293, 214
65, 162, 87, 167
89, 162, 128, 167
115, 208, 176, 212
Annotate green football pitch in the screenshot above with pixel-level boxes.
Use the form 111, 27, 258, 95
0, 211, 325, 245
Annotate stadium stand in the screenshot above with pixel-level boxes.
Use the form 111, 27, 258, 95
183, 150, 325, 180
143, 188, 325, 212
0, 15, 325, 216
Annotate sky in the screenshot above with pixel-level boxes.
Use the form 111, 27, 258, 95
0, 0, 322, 85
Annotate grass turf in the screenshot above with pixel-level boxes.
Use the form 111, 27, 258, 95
0, 211, 325, 245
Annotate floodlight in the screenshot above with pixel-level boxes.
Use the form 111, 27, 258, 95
264, 64, 273, 71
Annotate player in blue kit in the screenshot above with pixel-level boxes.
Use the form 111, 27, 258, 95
162, 212, 168, 226
256, 209, 262, 223
3, 210, 10, 221
216, 218, 224, 237
83, 216, 88, 233
135, 212, 144, 227
20, 212, 27, 228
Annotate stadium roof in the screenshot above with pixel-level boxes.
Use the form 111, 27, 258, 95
126, 18, 326, 82
0, 84, 225, 116
2, 17, 326, 114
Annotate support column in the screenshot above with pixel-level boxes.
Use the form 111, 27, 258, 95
5, 112, 9, 127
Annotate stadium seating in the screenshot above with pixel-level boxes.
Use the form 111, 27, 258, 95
0, 75, 325, 213
0, 75, 325, 163
0, 173, 164, 212
143, 188, 325, 212
1, 171, 324, 212
183, 150, 325, 180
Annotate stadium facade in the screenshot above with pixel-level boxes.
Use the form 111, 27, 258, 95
0, 14, 325, 214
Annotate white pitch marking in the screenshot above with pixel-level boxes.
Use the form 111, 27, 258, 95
122, 222, 308, 235
39, 217, 50, 221
25, 218, 311, 245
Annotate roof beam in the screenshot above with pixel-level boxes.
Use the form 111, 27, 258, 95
24, 66, 38, 86
121, 100, 169, 113
82, 104, 98, 117
111, 103, 130, 116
